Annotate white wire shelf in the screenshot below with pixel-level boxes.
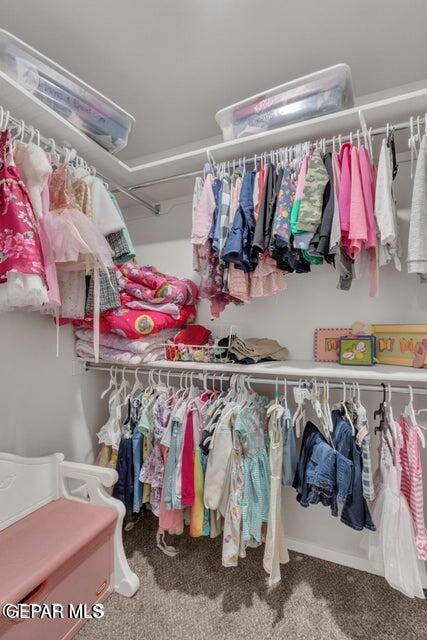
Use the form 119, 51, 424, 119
83, 358, 427, 387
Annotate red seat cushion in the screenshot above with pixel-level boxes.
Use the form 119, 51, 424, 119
0, 498, 117, 607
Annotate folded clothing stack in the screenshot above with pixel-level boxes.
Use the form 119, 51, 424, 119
75, 259, 199, 341
75, 328, 179, 364
228, 337, 288, 364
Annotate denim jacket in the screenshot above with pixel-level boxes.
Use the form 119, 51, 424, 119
331, 410, 376, 532
222, 170, 256, 272
293, 422, 353, 516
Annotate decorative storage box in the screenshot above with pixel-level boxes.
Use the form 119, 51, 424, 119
216, 64, 354, 141
314, 327, 351, 362
339, 335, 376, 366
0, 29, 135, 153
372, 324, 427, 368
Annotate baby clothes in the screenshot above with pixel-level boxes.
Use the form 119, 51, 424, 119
236, 402, 270, 551
399, 416, 427, 560
0, 130, 49, 311
375, 139, 401, 271
264, 404, 289, 586
297, 149, 330, 233
407, 134, 427, 281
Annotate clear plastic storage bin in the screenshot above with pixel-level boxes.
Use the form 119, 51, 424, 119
0, 30, 135, 154
216, 64, 354, 142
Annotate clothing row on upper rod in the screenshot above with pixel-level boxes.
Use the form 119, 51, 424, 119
95, 365, 427, 596
192, 113, 426, 318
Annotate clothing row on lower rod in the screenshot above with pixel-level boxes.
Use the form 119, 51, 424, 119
95, 370, 427, 596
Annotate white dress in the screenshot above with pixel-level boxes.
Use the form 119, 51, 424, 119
363, 411, 425, 599
263, 403, 289, 586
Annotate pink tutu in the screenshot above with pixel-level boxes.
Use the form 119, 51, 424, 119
43, 208, 113, 268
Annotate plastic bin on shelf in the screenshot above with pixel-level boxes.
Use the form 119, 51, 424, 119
216, 64, 354, 142
0, 29, 135, 154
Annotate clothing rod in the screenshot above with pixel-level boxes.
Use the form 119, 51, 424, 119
0, 104, 159, 214
84, 363, 427, 396
127, 115, 425, 192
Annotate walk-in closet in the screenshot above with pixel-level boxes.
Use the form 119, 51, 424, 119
0, 2, 427, 639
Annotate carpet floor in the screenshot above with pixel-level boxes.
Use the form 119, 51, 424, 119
77, 513, 426, 640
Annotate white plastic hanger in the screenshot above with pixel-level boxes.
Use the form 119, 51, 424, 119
404, 386, 426, 448
340, 382, 355, 435
101, 366, 117, 399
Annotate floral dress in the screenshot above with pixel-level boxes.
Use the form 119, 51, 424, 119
0, 129, 48, 310
139, 395, 170, 516
236, 399, 270, 552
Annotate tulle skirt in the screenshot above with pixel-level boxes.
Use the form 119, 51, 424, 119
43, 208, 113, 268
363, 473, 425, 599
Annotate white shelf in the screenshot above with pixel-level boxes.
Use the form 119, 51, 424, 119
84, 358, 427, 386
3, 69, 427, 201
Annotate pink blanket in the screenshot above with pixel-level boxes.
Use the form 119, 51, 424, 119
117, 261, 199, 308
76, 304, 196, 339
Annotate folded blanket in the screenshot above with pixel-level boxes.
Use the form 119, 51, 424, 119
118, 261, 199, 308
75, 339, 143, 364
120, 292, 181, 318
76, 303, 197, 339
75, 327, 177, 354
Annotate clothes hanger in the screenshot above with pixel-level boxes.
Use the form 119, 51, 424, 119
385, 383, 395, 426
293, 379, 309, 438
403, 386, 426, 448
374, 382, 387, 435
340, 382, 355, 435
101, 366, 117, 399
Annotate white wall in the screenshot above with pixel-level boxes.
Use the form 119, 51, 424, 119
124, 160, 427, 574
0, 315, 107, 463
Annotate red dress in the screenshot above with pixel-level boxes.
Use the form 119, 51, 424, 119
0, 130, 47, 310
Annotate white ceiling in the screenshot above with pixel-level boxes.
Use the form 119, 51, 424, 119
1, 0, 427, 163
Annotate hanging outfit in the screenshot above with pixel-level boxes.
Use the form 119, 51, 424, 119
14, 141, 60, 309
0, 130, 49, 311
263, 403, 289, 586
399, 415, 427, 560
407, 134, 427, 282
44, 164, 114, 319
363, 410, 425, 599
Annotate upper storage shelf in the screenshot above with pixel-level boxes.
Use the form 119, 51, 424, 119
2, 67, 427, 200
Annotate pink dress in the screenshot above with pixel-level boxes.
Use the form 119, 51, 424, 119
15, 142, 60, 309
399, 416, 427, 560
44, 164, 114, 319
0, 130, 48, 311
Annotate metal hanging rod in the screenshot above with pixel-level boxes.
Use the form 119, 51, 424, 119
0, 105, 159, 214
85, 362, 427, 396
127, 114, 426, 192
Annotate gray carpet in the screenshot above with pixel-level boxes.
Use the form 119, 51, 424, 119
77, 512, 426, 640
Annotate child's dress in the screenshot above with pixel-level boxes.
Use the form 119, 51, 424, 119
15, 141, 60, 309
237, 401, 270, 553
44, 164, 114, 319
139, 395, 170, 516
364, 412, 425, 599
0, 130, 48, 311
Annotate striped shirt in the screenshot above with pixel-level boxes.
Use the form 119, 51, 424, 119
399, 416, 427, 561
